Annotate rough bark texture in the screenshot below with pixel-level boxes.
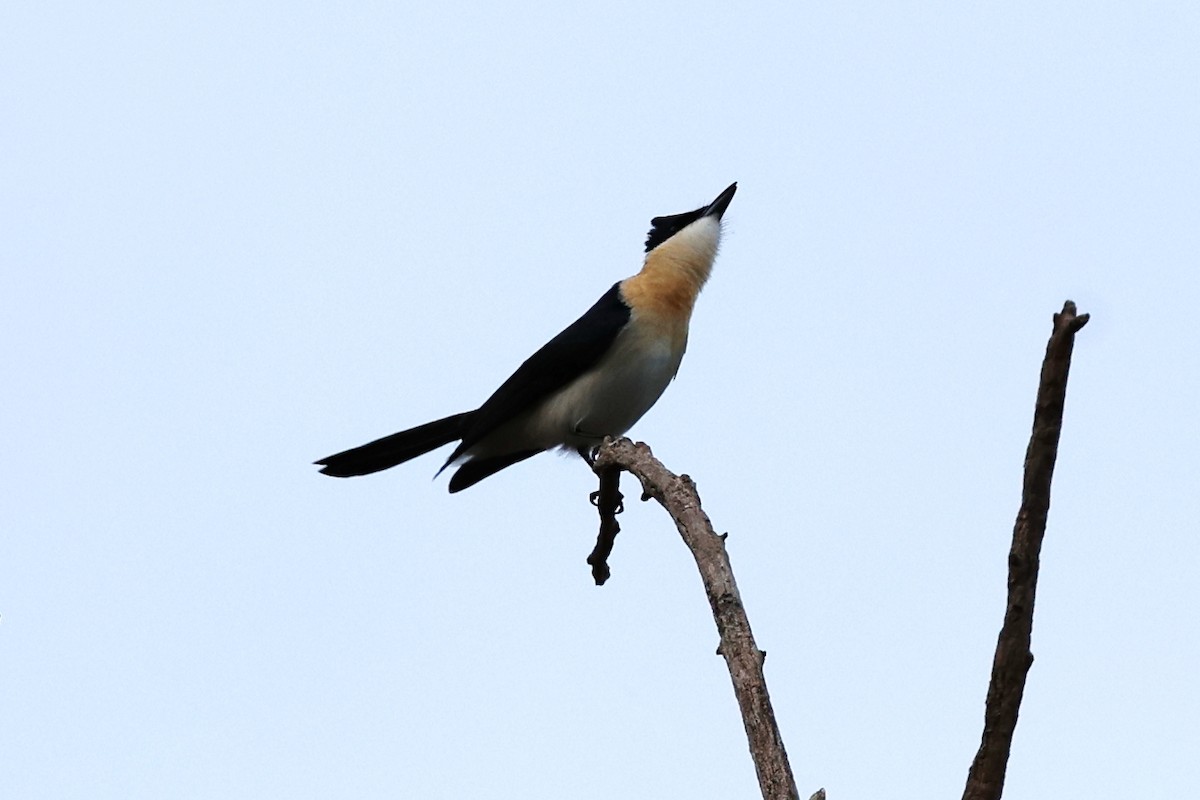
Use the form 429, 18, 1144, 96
592, 439, 799, 800
962, 301, 1089, 800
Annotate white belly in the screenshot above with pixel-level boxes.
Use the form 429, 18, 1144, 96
468, 323, 685, 457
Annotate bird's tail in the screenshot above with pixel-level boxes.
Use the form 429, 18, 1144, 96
315, 412, 472, 477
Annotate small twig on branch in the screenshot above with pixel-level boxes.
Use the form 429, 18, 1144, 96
592, 438, 799, 800
962, 300, 1090, 800
587, 465, 624, 585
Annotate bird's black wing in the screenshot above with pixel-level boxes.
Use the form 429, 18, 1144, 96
447, 281, 631, 461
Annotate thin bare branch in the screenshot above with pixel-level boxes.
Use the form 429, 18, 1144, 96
962, 301, 1090, 800
592, 439, 799, 800
587, 465, 623, 585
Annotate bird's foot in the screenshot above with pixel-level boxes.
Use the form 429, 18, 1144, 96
578, 444, 603, 467
589, 489, 624, 514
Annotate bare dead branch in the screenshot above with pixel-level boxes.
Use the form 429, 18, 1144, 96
962, 300, 1090, 800
592, 438, 799, 800
587, 465, 624, 585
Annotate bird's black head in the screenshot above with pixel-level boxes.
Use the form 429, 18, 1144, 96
643, 182, 737, 253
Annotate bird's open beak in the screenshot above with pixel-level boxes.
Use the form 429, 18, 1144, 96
704, 182, 738, 220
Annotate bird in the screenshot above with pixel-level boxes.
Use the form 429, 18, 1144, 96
315, 181, 737, 492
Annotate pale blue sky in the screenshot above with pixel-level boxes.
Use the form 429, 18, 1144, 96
3, 2, 1198, 798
